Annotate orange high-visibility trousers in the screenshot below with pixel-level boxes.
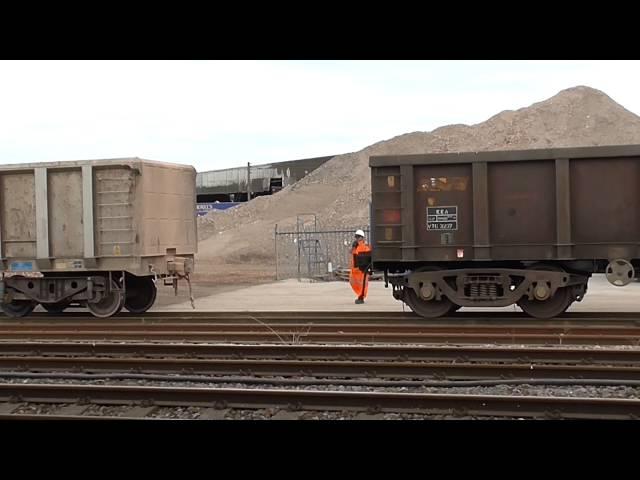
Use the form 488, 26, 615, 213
349, 240, 371, 299
349, 268, 369, 299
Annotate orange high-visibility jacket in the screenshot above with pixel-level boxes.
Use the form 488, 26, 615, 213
349, 239, 372, 299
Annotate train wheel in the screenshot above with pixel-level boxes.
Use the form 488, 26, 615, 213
404, 286, 453, 319
87, 280, 123, 318
517, 265, 572, 319
518, 288, 572, 319
124, 276, 157, 314
1, 300, 37, 318
42, 302, 71, 314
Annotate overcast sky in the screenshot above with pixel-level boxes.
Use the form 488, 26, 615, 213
2, 60, 640, 172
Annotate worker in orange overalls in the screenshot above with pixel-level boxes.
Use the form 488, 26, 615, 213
349, 229, 372, 304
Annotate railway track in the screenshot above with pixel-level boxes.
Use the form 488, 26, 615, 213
1, 341, 639, 364
0, 322, 639, 344
2, 355, 640, 380
1, 311, 639, 419
1, 338, 640, 386
0, 383, 639, 420
5, 311, 640, 324
2, 312, 640, 345
0, 338, 638, 419
4, 323, 640, 335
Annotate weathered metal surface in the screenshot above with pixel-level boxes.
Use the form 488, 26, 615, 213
5, 310, 640, 324
1, 341, 639, 364
0, 158, 197, 276
0, 173, 36, 259
369, 144, 640, 167
370, 144, 640, 266
3, 355, 640, 380
48, 169, 83, 258
0, 320, 639, 344
570, 157, 640, 259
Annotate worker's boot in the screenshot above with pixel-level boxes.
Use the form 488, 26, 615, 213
355, 297, 364, 304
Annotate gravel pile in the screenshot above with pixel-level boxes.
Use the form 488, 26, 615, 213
196, 86, 640, 273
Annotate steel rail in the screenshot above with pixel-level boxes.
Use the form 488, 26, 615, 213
0, 383, 638, 419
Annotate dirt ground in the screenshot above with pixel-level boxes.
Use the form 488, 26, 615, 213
190, 262, 275, 284
155, 263, 276, 307
156, 274, 640, 313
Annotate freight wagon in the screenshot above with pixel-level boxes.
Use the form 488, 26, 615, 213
370, 144, 640, 318
0, 158, 197, 317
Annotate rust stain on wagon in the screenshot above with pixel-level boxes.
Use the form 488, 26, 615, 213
417, 176, 469, 192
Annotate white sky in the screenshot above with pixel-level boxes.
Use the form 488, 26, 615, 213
2, 60, 640, 172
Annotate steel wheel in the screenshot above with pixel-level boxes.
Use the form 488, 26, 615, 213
404, 286, 453, 319
87, 280, 123, 318
517, 264, 572, 319
518, 289, 572, 319
124, 276, 157, 314
1, 300, 37, 318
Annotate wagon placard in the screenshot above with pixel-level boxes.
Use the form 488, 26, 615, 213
427, 206, 458, 231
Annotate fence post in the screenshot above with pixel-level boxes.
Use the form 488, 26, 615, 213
247, 162, 251, 201
296, 218, 301, 282
274, 223, 278, 281
368, 200, 374, 246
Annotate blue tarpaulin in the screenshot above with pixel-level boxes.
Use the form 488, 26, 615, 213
197, 202, 240, 216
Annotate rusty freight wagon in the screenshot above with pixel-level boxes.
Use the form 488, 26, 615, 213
0, 158, 197, 318
370, 144, 640, 319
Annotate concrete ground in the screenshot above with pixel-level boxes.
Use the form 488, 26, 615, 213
154, 274, 640, 313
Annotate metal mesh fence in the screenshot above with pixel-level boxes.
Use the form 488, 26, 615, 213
275, 215, 370, 281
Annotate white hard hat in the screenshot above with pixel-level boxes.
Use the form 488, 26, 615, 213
355, 229, 365, 237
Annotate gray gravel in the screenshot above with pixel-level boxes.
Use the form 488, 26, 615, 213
150, 406, 201, 419
1, 375, 639, 398
0, 402, 530, 419
3, 375, 638, 419
81, 404, 138, 417
12, 402, 69, 415
3, 340, 640, 350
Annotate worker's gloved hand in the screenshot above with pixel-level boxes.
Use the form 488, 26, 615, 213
352, 241, 359, 249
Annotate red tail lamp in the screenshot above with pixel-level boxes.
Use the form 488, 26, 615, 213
382, 209, 401, 224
